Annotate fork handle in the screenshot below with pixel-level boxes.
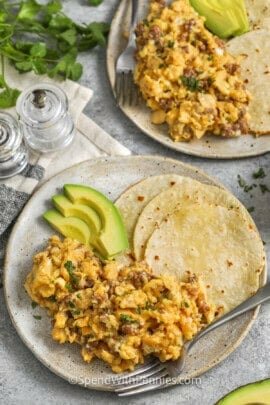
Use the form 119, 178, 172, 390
130, 0, 139, 36
191, 282, 270, 347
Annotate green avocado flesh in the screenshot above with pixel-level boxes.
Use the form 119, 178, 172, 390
43, 184, 129, 259
217, 378, 270, 404
190, 0, 249, 39
52, 194, 102, 235
43, 210, 91, 246
63, 184, 129, 258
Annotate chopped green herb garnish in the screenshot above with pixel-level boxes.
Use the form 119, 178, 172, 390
65, 282, 74, 293
64, 261, 79, 286
159, 63, 165, 68
33, 315, 42, 320
183, 301, 189, 308
180, 75, 202, 92
68, 301, 75, 308
247, 206, 255, 213
207, 55, 214, 61
259, 184, 270, 194
136, 307, 142, 314
72, 309, 81, 315
31, 301, 37, 309
244, 184, 253, 193
168, 40, 175, 48
237, 174, 246, 188
253, 168, 266, 179
76, 293, 82, 299
120, 314, 137, 323
48, 295, 57, 303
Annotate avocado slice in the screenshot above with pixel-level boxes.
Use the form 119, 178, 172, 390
190, 0, 249, 39
52, 194, 101, 235
216, 378, 270, 404
43, 210, 91, 246
63, 184, 129, 258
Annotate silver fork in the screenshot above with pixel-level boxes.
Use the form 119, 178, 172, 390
112, 282, 270, 396
114, 0, 139, 106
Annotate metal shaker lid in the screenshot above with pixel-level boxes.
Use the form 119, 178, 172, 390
16, 83, 68, 128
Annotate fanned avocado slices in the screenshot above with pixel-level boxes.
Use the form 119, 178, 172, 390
64, 184, 129, 258
43, 184, 129, 259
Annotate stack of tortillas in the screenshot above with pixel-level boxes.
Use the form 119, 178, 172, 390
116, 175, 265, 314
227, 0, 270, 134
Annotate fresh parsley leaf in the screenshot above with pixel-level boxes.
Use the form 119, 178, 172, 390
89, 0, 103, 5
69, 62, 83, 81
15, 60, 33, 72
60, 28, 77, 46
33, 315, 42, 320
31, 59, 47, 75
45, 0, 62, 15
31, 301, 37, 309
0, 88, 21, 108
30, 43, 47, 58
18, 0, 41, 21
247, 206, 255, 213
0, 74, 6, 88
253, 168, 266, 179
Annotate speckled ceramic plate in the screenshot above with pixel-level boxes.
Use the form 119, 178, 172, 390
107, 0, 270, 159
4, 156, 266, 392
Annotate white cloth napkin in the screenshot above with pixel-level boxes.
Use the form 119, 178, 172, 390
0, 66, 130, 279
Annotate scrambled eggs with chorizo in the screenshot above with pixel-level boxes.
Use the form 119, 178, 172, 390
25, 236, 215, 373
134, 0, 250, 141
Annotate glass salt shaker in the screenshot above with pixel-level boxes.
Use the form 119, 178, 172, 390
16, 83, 75, 153
0, 112, 28, 179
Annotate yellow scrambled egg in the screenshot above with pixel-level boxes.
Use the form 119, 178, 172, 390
134, 0, 250, 141
25, 236, 215, 373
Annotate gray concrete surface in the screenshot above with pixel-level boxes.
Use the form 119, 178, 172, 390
1, 1, 270, 404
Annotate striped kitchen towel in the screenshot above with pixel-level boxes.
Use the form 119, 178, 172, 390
0, 67, 130, 283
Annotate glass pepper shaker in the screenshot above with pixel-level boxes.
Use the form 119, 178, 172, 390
0, 112, 28, 179
16, 83, 75, 153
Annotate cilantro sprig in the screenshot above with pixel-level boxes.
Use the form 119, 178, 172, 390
0, 0, 109, 107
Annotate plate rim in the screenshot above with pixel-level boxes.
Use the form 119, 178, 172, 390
106, 0, 270, 159
3, 155, 266, 392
